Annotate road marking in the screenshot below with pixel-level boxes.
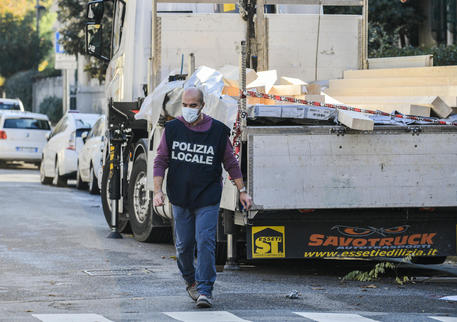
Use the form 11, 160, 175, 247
32, 314, 114, 322
164, 311, 251, 322
430, 317, 457, 322
293, 312, 377, 322
440, 295, 457, 302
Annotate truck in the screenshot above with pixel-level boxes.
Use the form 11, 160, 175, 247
85, 0, 457, 266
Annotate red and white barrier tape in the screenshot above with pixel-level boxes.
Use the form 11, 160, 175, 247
242, 90, 457, 127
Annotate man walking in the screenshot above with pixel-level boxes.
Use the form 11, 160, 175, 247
153, 87, 252, 308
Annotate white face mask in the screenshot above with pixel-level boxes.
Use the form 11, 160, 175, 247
182, 107, 200, 123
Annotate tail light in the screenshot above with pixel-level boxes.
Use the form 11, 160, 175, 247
67, 131, 76, 150
0, 130, 7, 140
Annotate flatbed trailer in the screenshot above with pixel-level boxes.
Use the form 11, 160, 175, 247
85, 0, 457, 265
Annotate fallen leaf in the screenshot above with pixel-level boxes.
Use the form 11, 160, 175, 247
26, 310, 33, 313
170, 256, 177, 260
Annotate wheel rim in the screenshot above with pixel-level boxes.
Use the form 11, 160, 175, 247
133, 171, 148, 224
105, 175, 111, 212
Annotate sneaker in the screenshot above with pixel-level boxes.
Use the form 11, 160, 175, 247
186, 282, 199, 301
196, 294, 212, 308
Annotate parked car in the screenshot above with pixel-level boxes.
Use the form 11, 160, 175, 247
0, 98, 25, 111
40, 112, 100, 186
76, 115, 105, 194
0, 111, 51, 166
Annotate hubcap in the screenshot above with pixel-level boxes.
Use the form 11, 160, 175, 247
133, 171, 148, 223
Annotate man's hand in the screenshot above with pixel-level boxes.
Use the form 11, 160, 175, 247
239, 192, 253, 210
153, 191, 165, 207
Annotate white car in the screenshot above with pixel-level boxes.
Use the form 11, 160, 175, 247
40, 112, 100, 186
0, 111, 51, 165
76, 115, 105, 194
0, 98, 25, 112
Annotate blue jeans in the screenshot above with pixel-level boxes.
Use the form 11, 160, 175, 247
172, 203, 219, 297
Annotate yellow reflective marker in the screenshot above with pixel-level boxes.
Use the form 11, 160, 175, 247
223, 4, 236, 12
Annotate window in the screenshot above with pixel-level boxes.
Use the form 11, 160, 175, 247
112, 0, 126, 56
0, 102, 20, 110
3, 118, 50, 130
52, 117, 68, 136
88, 118, 103, 138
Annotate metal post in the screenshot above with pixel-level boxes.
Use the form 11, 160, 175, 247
362, 0, 369, 69
224, 210, 240, 270
36, 0, 40, 39
107, 141, 123, 239
240, 41, 247, 141
188, 53, 195, 76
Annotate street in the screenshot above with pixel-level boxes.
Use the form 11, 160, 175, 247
0, 164, 457, 322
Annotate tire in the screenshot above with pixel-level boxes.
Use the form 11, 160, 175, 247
52, 160, 67, 187
100, 160, 130, 233
411, 256, 447, 265
76, 165, 88, 190
88, 164, 100, 195
128, 153, 171, 243
40, 161, 52, 185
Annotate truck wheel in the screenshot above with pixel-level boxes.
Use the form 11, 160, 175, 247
411, 256, 447, 265
40, 161, 52, 185
100, 161, 130, 233
88, 165, 100, 195
76, 165, 88, 190
53, 160, 67, 187
128, 153, 171, 243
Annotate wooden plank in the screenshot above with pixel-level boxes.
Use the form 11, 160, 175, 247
337, 109, 374, 131
280, 76, 308, 86
329, 77, 457, 89
329, 95, 455, 106
307, 83, 322, 95
367, 55, 433, 69
426, 96, 452, 118
344, 65, 457, 79
219, 65, 257, 88
349, 103, 431, 117
325, 86, 457, 98
247, 70, 277, 93
295, 95, 326, 103
222, 86, 240, 96
269, 85, 302, 96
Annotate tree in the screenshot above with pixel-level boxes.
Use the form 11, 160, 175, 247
0, 12, 52, 79
57, 0, 113, 81
325, 0, 423, 51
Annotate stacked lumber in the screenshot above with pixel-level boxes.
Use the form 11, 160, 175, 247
325, 65, 457, 119
221, 67, 323, 105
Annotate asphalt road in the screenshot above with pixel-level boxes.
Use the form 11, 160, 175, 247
0, 163, 456, 322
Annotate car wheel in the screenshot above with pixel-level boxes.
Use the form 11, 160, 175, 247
76, 165, 88, 190
88, 164, 100, 195
100, 160, 130, 233
411, 256, 447, 265
52, 160, 67, 187
39, 161, 52, 185
128, 153, 171, 243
